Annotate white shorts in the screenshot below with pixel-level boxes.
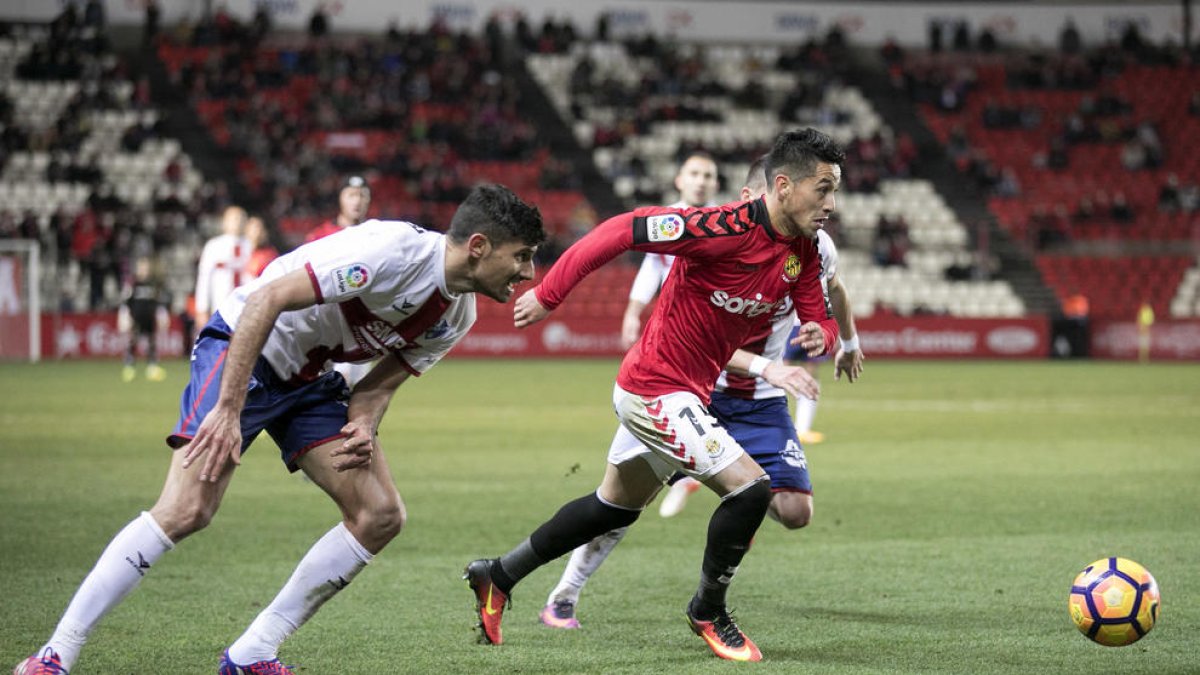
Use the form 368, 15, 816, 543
608, 384, 746, 482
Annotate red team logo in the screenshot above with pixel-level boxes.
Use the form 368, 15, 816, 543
781, 254, 802, 282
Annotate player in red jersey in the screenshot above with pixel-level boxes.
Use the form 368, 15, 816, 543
304, 176, 371, 243
464, 128, 844, 662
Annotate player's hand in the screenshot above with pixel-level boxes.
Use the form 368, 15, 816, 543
790, 322, 826, 357
182, 402, 243, 482
514, 288, 550, 328
834, 347, 864, 383
620, 314, 641, 350
761, 361, 820, 401
332, 420, 375, 471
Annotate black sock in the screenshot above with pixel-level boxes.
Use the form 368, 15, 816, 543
494, 492, 640, 594
692, 477, 772, 619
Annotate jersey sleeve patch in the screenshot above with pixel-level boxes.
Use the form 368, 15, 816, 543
645, 214, 685, 242
332, 263, 372, 295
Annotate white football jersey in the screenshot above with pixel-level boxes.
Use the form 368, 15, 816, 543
195, 233, 251, 316
216, 220, 475, 383
713, 229, 839, 399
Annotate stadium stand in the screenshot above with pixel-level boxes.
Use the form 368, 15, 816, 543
526, 36, 1026, 318
154, 16, 593, 249
2, 6, 1196, 331
900, 26, 1200, 319
0, 18, 227, 313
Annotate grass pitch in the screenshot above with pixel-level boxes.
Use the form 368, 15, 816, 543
1, 358, 1197, 674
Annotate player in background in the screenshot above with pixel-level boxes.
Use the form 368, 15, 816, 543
539, 157, 864, 631
305, 175, 371, 243
194, 205, 250, 328
12, 185, 546, 675
464, 129, 844, 662
784, 230, 864, 444
118, 256, 171, 383
245, 216, 279, 279
620, 150, 720, 350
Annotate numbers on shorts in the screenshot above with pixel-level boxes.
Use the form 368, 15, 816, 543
680, 406, 708, 437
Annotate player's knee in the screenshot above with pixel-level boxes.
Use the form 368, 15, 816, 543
729, 474, 773, 510
359, 489, 407, 542
152, 498, 217, 539
770, 494, 813, 530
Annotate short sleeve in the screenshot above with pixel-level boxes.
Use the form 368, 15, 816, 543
303, 223, 398, 304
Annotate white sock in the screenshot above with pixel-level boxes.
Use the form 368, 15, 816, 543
44, 511, 174, 671
546, 526, 629, 606
794, 395, 818, 435
227, 522, 373, 665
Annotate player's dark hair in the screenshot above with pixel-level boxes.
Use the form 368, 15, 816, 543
678, 149, 717, 169
743, 153, 769, 193
765, 128, 845, 191
448, 184, 547, 247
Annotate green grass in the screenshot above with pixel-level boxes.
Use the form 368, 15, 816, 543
1, 359, 1198, 674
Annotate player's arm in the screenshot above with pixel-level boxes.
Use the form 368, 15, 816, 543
789, 249, 839, 358
182, 268, 319, 482
726, 348, 820, 400
516, 212, 637, 327
333, 357, 412, 472
828, 273, 864, 382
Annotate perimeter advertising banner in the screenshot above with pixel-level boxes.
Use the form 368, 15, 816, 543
39, 313, 186, 359
450, 314, 1051, 359
1091, 319, 1200, 360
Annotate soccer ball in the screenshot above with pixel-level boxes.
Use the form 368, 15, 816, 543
1068, 557, 1160, 647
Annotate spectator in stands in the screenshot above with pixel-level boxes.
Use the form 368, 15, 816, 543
952, 20, 971, 51
993, 167, 1022, 198
1060, 18, 1082, 55
1073, 195, 1097, 224
308, 2, 330, 40
1190, 92, 1200, 116
1159, 174, 1182, 212
142, 0, 160, 48
83, 0, 105, 30
1110, 192, 1134, 223
872, 214, 909, 267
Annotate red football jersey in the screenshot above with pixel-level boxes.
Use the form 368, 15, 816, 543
304, 220, 344, 243
536, 198, 837, 403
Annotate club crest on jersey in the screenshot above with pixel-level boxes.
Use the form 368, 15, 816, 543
781, 254, 802, 282
334, 264, 371, 294
705, 437, 724, 457
646, 214, 685, 242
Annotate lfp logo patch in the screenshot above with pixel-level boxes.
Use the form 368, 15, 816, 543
646, 214, 685, 242
781, 254, 802, 282
334, 264, 371, 294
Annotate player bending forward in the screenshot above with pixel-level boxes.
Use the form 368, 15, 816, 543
539, 155, 864, 631
14, 185, 545, 675
464, 129, 844, 662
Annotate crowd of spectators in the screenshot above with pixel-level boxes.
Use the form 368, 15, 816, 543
897, 14, 1200, 255
162, 13, 553, 229
0, 12, 235, 312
